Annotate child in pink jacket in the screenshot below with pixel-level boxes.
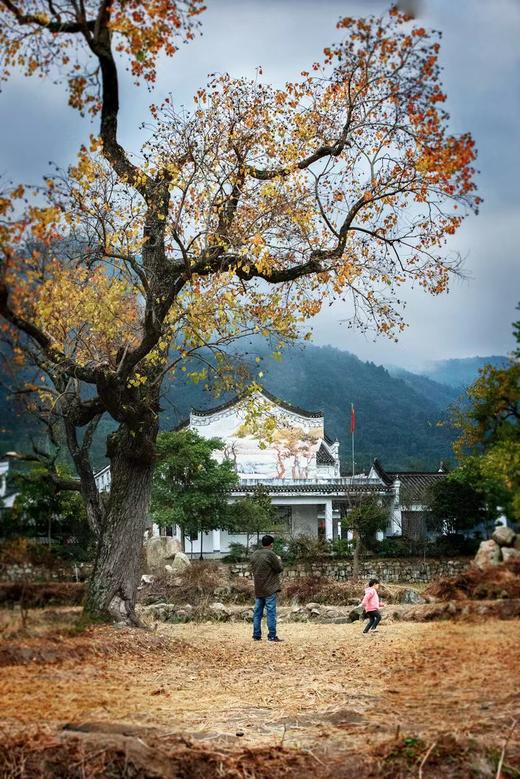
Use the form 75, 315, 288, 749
360, 577, 384, 633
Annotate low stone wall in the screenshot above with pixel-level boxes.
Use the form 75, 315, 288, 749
0, 562, 92, 582
0, 556, 472, 584
229, 556, 472, 584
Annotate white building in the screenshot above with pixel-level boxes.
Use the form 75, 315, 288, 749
94, 389, 449, 556
0, 460, 17, 512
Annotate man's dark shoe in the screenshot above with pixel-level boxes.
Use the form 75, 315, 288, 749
252, 636, 262, 641
268, 636, 283, 642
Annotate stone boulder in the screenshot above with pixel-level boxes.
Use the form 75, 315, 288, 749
492, 526, 516, 547
398, 588, 427, 605
348, 605, 364, 622
474, 539, 501, 569
501, 547, 520, 563
140, 602, 177, 622
174, 607, 192, 621
166, 551, 191, 573
144, 537, 182, 575
209, 602, 231, 620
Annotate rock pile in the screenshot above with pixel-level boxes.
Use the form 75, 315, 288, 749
474, 526, 520, 570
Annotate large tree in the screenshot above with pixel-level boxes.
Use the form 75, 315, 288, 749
0, 3, 479, 622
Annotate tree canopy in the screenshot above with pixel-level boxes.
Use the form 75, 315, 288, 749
426, 457, 498, 536
228, 485, 283, 550
5, 462, 91, 552
151, 429, 238, 541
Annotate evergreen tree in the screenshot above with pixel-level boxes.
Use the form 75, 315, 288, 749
151, 430, 238, 558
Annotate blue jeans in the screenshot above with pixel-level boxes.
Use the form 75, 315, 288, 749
253, 593, 277, 639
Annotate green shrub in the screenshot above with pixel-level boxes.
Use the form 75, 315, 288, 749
331, 538, 352, 558
0, 538, 93, 568
285, 534, 330, 566
373, 536, 414, 558
425, 534, 480, 557
222, 542, 248, 563
273, 537, 289, 560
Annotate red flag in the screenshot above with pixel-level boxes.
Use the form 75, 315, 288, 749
350, 403, 355, 433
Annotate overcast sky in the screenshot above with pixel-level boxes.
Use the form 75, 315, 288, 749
1, 0, 519, 370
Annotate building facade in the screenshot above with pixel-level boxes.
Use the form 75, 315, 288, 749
94, 389, 448, 557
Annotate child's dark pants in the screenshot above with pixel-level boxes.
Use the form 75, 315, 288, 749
363, 609, 381, 633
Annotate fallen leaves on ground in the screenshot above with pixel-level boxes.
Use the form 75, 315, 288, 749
0, 615, 519, 777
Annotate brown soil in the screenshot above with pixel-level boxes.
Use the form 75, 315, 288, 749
0, 613, 519, 777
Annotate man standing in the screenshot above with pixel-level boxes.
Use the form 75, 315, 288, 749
250, 534, 283, 642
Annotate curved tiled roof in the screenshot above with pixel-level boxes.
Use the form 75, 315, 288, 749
389, 471, 447, 500
190, 387, 323, 420
316, 442, 336, 465
372, 458, 448, 501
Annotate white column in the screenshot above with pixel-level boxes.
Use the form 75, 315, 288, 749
324, 500, 333, 541
391, 478, 402, 535
212, 528, 221, 553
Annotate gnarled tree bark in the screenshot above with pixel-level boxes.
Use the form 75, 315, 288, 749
83, 416, 158, 624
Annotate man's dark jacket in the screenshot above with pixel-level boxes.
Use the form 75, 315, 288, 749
250, 547, 283, 597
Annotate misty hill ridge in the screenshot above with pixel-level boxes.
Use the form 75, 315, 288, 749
0, 345, 507, 472
419, 355, 508, 387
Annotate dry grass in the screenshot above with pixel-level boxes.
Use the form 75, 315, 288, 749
140, 565, 402, 609
424, 559, 520, 601
139, 563, 254, 607
0, 582, 85, 609
281, 577, 396, 605
0, 612, 519, 776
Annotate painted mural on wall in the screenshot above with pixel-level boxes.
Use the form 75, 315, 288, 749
190, 393, 325, 481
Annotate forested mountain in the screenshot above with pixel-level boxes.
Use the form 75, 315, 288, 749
0, 344, 507, 473
420, 355, 508, 387
157, 342, 502, 472
387, 367, 462, 409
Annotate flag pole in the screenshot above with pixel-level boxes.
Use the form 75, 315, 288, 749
351, 403, 355, 478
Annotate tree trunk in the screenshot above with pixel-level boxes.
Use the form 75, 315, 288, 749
352, 530, 361, 579
83, 422, 157, 625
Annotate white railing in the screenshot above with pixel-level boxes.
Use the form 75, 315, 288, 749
237, 477, 383, 487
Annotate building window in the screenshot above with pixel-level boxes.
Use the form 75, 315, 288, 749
275, 506, 292, 531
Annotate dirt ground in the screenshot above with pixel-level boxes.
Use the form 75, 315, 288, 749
0, 613, 519, 776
